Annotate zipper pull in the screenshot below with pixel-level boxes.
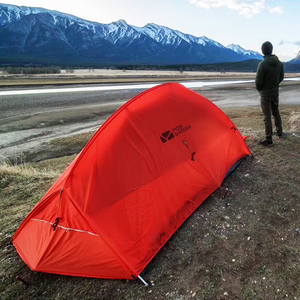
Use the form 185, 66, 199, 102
183, 141, 196, 161
52, 218, 59, 231
53, 189, 63, 231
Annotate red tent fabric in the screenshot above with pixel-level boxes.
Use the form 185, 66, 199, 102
13, 82, 251, 280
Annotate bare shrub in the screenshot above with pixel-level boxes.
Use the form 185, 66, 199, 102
288, 111, 300, 131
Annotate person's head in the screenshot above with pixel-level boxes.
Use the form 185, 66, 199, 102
261, 41, 273, 56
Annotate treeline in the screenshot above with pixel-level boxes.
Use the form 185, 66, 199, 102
3, 66, 61, 74
114, 60, 300, 73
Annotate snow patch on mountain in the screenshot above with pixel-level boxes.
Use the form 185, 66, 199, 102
227, 44, 262, 58
288, 50, 300, 63
0, 3, 264, 65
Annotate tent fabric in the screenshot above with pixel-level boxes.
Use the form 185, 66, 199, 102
13, 82, 251, 279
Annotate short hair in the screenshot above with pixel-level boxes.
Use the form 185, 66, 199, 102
261, 41, 273, 55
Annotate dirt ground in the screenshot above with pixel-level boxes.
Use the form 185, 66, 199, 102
1, 104, 300, 300
1, 71, 300, 299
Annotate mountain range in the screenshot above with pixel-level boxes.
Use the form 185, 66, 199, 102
289, 51, 300, 63
0, 4, 270, 67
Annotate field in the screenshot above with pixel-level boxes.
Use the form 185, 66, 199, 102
1, 71, 300, 299
0, 69, 258, 87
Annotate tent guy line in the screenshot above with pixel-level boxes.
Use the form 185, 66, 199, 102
30, 219, 100, 236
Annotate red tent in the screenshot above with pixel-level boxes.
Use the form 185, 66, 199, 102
13, 82, 251, 281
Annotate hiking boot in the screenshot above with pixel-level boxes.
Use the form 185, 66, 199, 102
258, 140, 273, 146
278, 132, 284, 138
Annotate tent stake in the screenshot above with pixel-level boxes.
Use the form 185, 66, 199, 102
138, 275, 149, 287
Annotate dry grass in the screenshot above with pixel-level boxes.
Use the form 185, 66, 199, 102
0, 162, 59, 178
1, 69, 298, 87
0, 70, 258, 87
288, 111, 300, 131
1, 105, 300, 299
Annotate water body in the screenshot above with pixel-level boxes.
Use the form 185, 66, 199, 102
1, 78, 300, 96
1, 77, 300, 162
0, 79, 255, 96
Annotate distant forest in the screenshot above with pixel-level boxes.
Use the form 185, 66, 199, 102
3, 66, 61, 74
2, 59, 300, 74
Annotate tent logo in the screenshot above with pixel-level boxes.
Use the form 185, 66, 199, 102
160, 131, 175, 143
160, 124, 192, 143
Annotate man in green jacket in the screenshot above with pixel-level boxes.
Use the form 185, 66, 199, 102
256, 41, 284, 146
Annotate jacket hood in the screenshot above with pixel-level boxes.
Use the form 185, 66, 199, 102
264, 54, 280, 67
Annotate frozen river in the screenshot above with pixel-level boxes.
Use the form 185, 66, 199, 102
0, 79, 256, 96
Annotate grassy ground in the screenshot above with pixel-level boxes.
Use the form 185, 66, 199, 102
0, 69, 298, 88
1, 105, 300, 299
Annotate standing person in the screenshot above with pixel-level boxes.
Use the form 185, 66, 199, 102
255, 41, 284, 146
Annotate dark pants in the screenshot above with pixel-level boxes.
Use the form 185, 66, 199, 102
260, 96, 282, 142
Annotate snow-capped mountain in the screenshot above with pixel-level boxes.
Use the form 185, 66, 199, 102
0, 4, 263, 66
227, 44, 263, 60
288, 51, 300, 63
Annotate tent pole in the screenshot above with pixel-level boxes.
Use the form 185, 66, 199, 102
138, 275, 149, 287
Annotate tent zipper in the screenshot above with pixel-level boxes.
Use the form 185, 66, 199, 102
183, 141, 196, 161
52, 189, 63, 231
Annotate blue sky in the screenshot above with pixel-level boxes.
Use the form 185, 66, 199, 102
1, 0, 299, 61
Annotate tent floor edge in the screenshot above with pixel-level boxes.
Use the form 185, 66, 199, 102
224, 155, 251, 180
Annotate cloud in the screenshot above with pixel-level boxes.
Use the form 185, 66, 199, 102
188, 0, 283, 18
268, 6, 283, 14
280, 40, 300, 46
279, 40, 300, 46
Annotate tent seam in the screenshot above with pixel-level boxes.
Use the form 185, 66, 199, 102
65, 83, 175, 184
